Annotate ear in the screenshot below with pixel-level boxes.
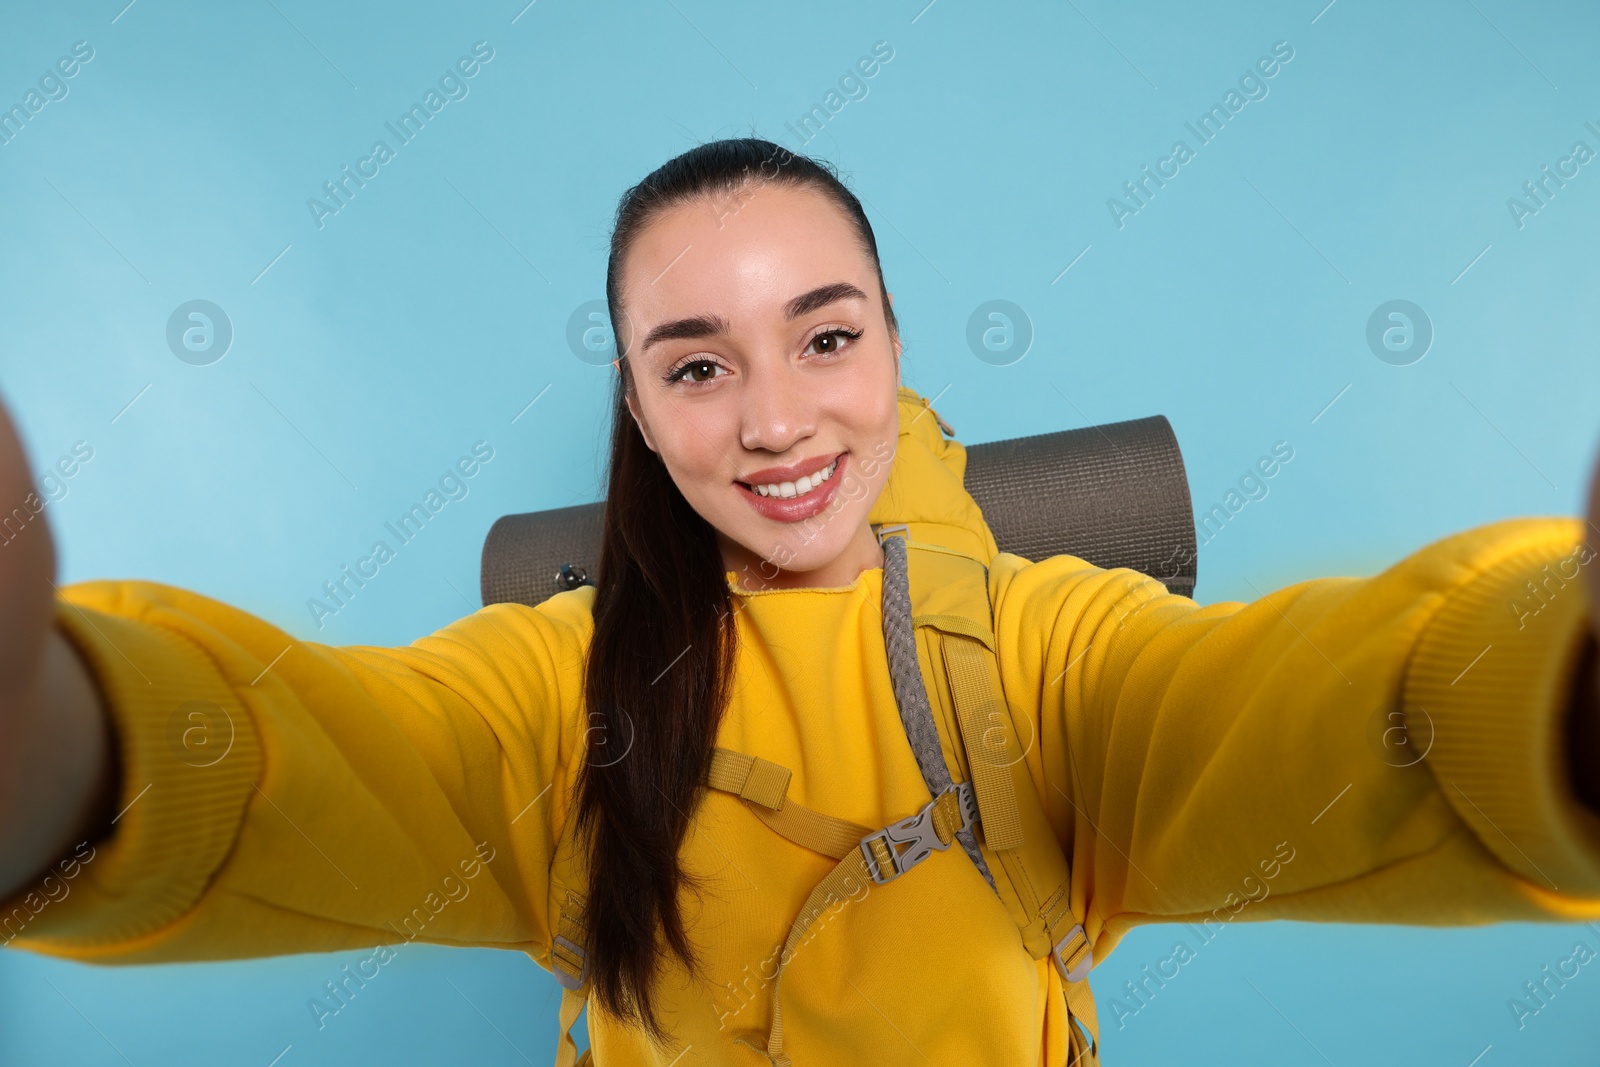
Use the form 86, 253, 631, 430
623, 384, 659, 453
887, 293, 902, 383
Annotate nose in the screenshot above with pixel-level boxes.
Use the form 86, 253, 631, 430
738, 357, 815, 455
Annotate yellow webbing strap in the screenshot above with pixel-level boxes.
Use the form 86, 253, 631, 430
1064, 976, 1100, 1065
940, 632, 1023, 851
731, 845, 872, 1066
555, 984, 593, 1067
551, 895, 594, 1067
706, 747, 878, 859
730, 787, 969, 1067
707, 747, 791, 807
1051, 918, 1099, 1060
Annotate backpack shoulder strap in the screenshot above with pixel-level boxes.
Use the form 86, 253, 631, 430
877, 527, 1006, 893
880, 525, 1101, 1063
880, 529, 1023, 853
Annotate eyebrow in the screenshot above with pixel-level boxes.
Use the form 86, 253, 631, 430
785, 280, 869, 320
639, 281, 870, 355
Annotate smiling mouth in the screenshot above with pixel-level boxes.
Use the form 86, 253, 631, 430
738, 457, 841, 499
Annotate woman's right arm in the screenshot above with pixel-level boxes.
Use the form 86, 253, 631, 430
0, 392, 596, 969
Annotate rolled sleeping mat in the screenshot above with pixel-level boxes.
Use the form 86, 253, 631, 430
962, 414, 1196, 599
480, 413, 1197, 608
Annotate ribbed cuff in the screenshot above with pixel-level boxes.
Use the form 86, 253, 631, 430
1407, 518, 1600, 897
1, 585, 260, 956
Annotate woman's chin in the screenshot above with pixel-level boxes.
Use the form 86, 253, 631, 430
717, 531, 851, 588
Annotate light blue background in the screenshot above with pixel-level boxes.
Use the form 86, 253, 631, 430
3, 0, 1599, 1063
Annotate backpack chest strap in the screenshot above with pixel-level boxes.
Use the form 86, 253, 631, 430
706, 747, 876, 859
704, 745, 978, 1066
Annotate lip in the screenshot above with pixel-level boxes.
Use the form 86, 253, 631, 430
738, 450, 844, 487
734, 451, 847, 524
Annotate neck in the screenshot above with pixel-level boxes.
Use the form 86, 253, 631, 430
722, 520, 887, 592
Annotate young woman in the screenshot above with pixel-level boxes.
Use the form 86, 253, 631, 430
2, 138, 1599, 1066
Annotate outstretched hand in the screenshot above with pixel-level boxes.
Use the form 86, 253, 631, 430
0, 393, 56, 704
1587, 446, 1600, 632
1571, 446, 1600, 809
0, 390, 115, 900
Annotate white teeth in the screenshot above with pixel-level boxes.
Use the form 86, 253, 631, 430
752, 458, 838, 499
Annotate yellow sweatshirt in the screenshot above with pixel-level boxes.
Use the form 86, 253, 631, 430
8, 385, 1600, 1066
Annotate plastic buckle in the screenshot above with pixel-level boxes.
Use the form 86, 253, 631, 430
1051, 923, 1093, 984
873, 522, 909, 545
859, 781, 978, 885
551, 934, 590, 990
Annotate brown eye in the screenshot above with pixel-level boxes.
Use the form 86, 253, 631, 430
665, 358, 724, 385
807, 327, 863, 357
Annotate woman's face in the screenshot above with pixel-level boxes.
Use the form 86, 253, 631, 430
619, 181, 903, 591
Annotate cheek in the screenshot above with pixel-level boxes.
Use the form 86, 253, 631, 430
863, 400, 901, 483
831, 380, 896, 480
828, 366, 899, 448
662, 428, 720, 477
654, 418, 738, 509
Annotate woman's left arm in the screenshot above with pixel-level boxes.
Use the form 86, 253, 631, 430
991, 450, 1600, 965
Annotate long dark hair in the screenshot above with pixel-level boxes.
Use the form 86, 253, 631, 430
572, 136, 900, 1042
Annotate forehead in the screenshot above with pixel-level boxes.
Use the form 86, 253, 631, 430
619, 183, 873, 325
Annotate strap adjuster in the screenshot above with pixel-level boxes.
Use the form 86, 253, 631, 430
1052, 923, 1093, 984
859, 781, 978, 884
551, 934, 590, 990
874, 522, 909, 545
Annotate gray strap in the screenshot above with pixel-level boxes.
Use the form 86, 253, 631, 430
879, 531, 998, 893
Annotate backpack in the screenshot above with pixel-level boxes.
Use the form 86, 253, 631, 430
542, 525, 1101, 1066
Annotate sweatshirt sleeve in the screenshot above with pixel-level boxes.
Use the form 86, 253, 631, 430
992, 516, 1600, 961
1, 578, 595, 972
